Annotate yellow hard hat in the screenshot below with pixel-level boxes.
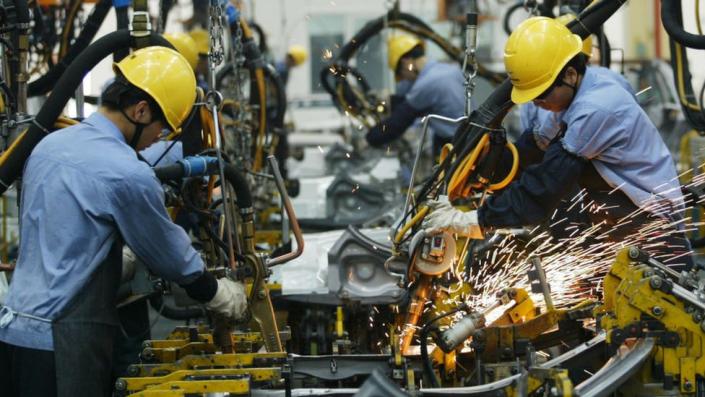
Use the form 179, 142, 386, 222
189, 28, 209, 56
114, 46, 197, 131
504, 17, 583, 104
555, 14, 593, 57
387, 34, 423, 72
287, 45, 308, 66
164, 32, 199, 71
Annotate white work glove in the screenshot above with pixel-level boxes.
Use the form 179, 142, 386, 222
206, 278, 248, 320
422, 197, 483, 239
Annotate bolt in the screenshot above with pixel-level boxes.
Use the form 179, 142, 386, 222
685, 380, 693, 391
643, 270, 652, 278
550, 386, 559, 396
115, 379, 127, 391
485, 368, 495, 378
700, 320, 705, 334
127, 365, 140, 377
652, 306, 664, 317
694, 312, 704, 323
628, 247, 640, 259
650, 276, 663, 289
141, 348, 154, 361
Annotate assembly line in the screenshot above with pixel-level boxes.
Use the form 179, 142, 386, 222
0, 0, 705, 396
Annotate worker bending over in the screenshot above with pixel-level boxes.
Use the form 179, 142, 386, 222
425, 17, 692, 269
0, 47, 247, 397
365, 35, 469, 155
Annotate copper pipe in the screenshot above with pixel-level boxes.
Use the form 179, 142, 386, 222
400, 276, 432, 354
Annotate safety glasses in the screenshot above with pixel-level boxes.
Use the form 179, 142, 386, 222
534, 81, 558, 101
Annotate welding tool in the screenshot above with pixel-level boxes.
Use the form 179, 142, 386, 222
436, 288, 527, 353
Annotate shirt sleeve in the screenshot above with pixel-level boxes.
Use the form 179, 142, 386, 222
111, 168, 204, 285
478, 141, 587, 228
560, 105, 623, 160
365, 100, 424, 146
519, 104, 536, 132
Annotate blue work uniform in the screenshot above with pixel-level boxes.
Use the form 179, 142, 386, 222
0, 113, 206, 351
479, 67, 690, 267
519, 66, 634, 149
366, 60, 468, 150
275, 60, 289, 86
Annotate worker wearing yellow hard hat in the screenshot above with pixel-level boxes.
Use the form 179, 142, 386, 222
188, 28, 211, 82
424, 16, 693, 270
164, 32, 199, 72
275, 45, 308, 86
365, 34, 470, 156
518, 13, 632, 150
0, 46, 248, 396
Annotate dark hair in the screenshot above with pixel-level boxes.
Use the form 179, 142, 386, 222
100, 76, 166, 123
395, 44, 425, 76
558, 53, 588, 79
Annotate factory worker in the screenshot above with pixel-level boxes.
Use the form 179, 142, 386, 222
275, 45, 308, 86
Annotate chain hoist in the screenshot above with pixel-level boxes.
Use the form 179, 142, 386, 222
229, 14, 252, 168
207, 0, 240, 268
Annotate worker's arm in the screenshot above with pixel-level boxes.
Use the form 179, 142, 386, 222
111, 170, 216, 302
514, 129, 546, 169
478, 141, 587, 228
365, 100, 424, 146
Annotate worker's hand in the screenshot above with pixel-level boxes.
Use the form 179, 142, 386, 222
206, 278, 248, 320
422, 198, 483, 238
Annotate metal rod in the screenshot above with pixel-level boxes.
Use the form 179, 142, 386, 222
266, 156, 304, 266
530, 256, 554, 311
574, 338, 655, 397
401, 114, 467, 218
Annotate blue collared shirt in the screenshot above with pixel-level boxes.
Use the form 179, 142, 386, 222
559, 67, 684, 213
0, 113, 204, 351
519, 66, 635, 149
405, 60, 469, 139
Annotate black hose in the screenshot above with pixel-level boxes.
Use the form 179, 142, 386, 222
503, 2, 528, 36
420, 306, 467, 388
114, 6, 130, 62
8, 0, 30, 105
668, 37, 705, 131
248, 20, 269, 55
154, 162, 253, 210
159, 0, 175, 32
0, 30, 174, 195
661, 0, 705, 50
265, 63, 287, 128
149, 294, 206, 320
27, 0, 112, 97
596, 27, 611, 67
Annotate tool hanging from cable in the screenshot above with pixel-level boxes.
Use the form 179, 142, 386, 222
462, 0, 478, 117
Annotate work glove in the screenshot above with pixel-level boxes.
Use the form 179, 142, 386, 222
206, 278, 248, 320
422, 197, 483, 239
